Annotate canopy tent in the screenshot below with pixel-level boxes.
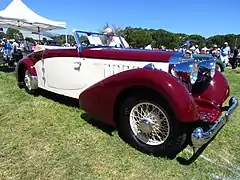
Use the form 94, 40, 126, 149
202, 47, 210, 51
21, 31, 53, 41
190, 46, 196, 50
0, 0, 67, 42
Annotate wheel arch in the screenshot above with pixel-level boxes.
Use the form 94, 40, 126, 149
113, 85, 171, 127
17, 63, 27, 83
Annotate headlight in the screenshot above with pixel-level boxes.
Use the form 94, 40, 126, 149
198, 59, 216, 79
172, 60, 199, 84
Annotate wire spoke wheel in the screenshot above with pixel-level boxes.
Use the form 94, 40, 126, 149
129, 102, 170, 146
24, 70, 32, 91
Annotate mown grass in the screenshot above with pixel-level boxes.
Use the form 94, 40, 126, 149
0, 66, 240, 180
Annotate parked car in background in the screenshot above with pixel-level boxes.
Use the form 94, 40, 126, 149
15, 30, 238, 158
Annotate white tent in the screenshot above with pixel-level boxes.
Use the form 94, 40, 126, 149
0, 0, 66, 40
145, 44, 152, 50
202, 46, 210, 51
21, 31, 53, 41
190, 46, 196, 50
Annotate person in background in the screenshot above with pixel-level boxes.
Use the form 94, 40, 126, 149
23, 39, 33, 53
211, 45, 220, 58
103, 28, 118, 47
185, 49, 193, 58
4, 40, 12, 60
220, 42, 231, 65
179, 43, 188, 54
231, 47, 239, 69
12, 39, 19, 53
194, 45, 200, 54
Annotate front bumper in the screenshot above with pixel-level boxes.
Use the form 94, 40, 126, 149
191, 96, 238, 149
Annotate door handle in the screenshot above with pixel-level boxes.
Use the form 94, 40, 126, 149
74, 61, 81, 70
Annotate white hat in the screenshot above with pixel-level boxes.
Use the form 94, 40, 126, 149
195, 45, 198, 47
104, 27, 113, 34
224, 42, 228, 45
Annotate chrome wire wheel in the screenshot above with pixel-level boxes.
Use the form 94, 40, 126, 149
24, 70, 32, 91
129, 102, 170, 146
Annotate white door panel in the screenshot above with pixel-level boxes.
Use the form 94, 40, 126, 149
81, 61, 105, 86
35, 56, 169, 99
45, 57, 86, 90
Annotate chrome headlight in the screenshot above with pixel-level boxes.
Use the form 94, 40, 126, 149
198, 59, 216, 79
172, 60, 199, 84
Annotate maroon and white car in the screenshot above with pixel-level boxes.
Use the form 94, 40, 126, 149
15, 30, 238, 158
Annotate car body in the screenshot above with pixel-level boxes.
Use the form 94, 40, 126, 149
192, 54, 225, 72
15, 30, 238, 158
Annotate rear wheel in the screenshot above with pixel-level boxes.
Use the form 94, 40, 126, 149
118, 93, 187, 158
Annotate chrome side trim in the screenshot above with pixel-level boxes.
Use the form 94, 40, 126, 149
191, 96, 238, 149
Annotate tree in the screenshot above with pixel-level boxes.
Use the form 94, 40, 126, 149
152, 29, 181, 49
124, 27, 152, 48
25, 37, 35, 43
186, 34, 206, 48
5, 28, 23, 41
0, 32, 4, 39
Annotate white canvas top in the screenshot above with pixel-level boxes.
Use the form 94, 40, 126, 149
0, 0, 66, 32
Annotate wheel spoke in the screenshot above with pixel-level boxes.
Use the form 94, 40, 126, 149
129, 102, 170, 146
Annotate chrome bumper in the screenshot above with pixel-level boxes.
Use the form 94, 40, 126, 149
191, 97, 238, 149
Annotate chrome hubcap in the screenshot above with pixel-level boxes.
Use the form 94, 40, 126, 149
24, 70, 32, 90
138, 119, 153, 134
129, 102, 170, 146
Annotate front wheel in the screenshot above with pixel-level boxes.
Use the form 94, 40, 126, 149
23, 69, 38, 95
118, 94, 187, 158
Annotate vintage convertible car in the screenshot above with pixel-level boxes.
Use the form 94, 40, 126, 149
15, 30, 238, 158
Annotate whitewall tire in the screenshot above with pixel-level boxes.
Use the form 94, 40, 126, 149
118, 92, 187, 158
23, 69, 38, 95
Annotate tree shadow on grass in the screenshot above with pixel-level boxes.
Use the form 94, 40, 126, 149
39, 89, 115, 136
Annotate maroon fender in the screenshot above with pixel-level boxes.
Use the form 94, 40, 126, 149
79, 68, 200, 127
193, 71, 230, 107
16, 57, 37, 81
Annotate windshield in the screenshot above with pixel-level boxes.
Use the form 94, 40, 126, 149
74, 30, 129, 49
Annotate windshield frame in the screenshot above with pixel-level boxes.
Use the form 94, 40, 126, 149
73, 30, 126, 52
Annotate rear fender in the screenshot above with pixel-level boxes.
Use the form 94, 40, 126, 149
79, 68, 200, 126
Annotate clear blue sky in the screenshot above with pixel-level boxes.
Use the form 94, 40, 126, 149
0, 0, 239, 37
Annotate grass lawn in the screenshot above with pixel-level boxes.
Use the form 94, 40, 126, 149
0, 66, 240, 180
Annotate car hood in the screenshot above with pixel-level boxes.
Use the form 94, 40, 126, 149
80, 48, 177, 62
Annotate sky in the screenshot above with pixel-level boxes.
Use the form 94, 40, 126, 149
0, 0, 239, 37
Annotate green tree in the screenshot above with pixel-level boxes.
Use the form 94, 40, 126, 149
187, 34, 206, 48
124, 27, 152, 48
0, 32, 4, 39
5, 28, 23, 41
25, 37, 35, 43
